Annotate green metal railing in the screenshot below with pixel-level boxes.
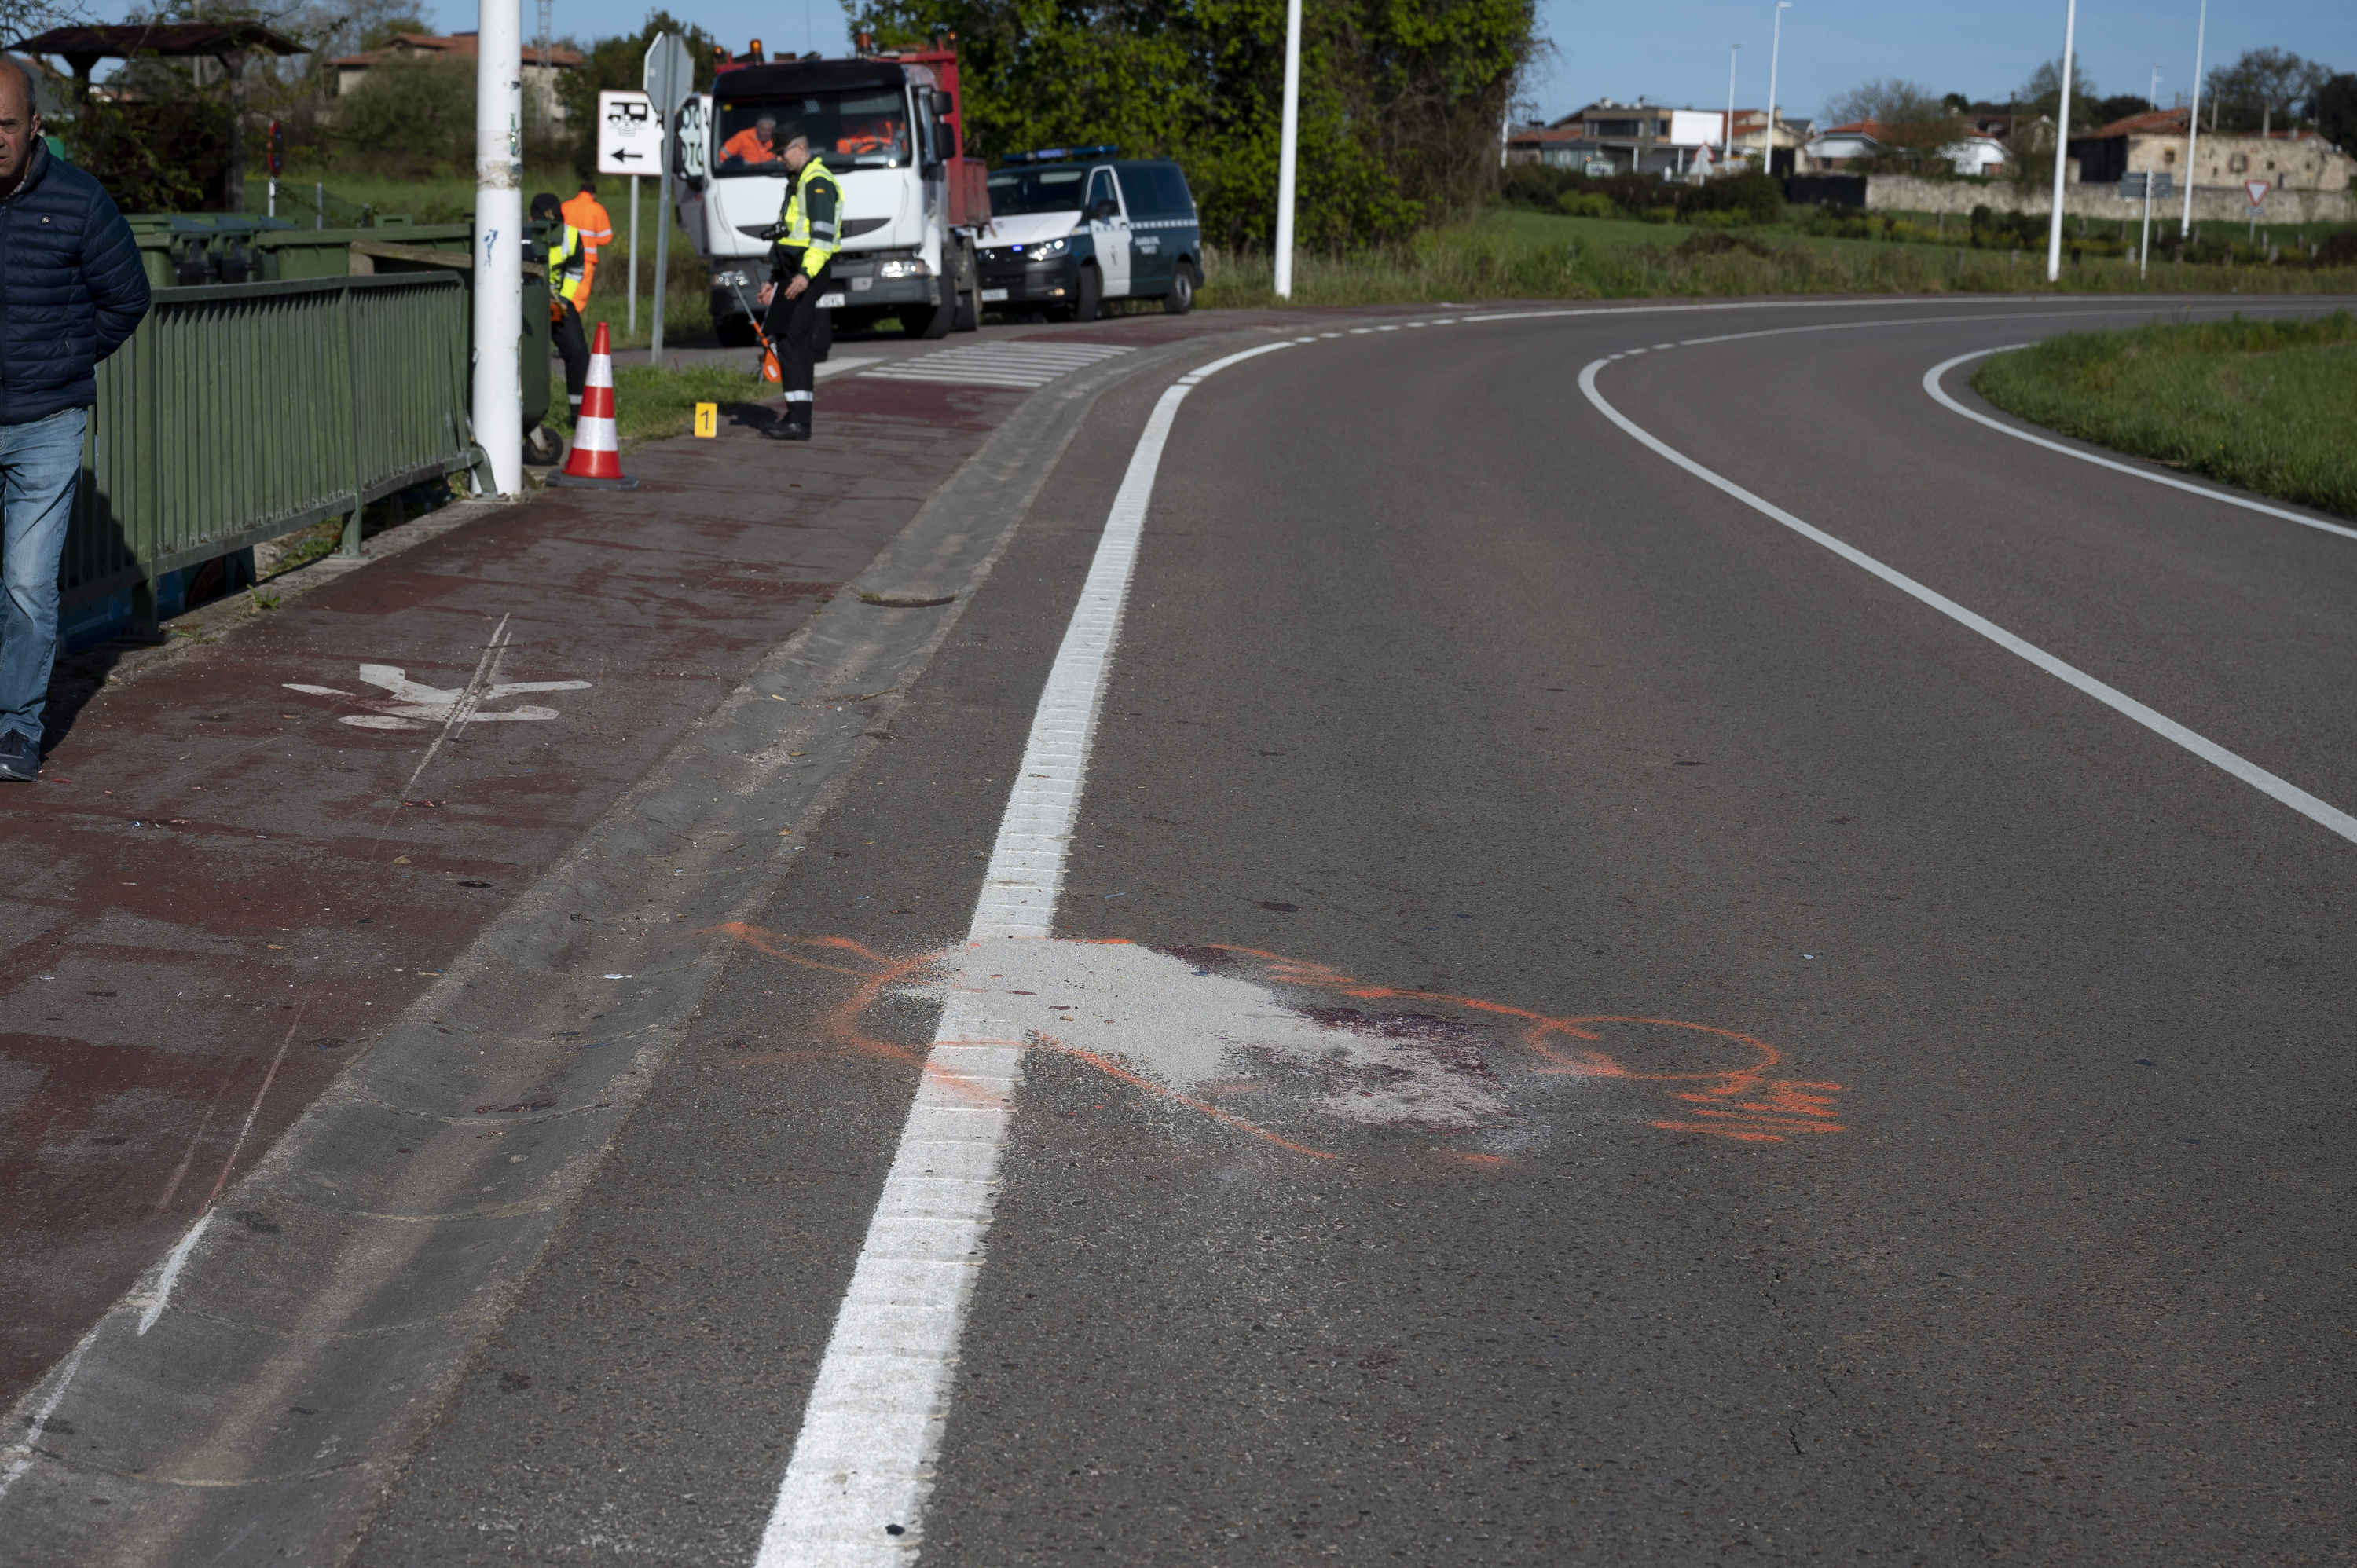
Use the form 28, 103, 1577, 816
67, 272, 478, 621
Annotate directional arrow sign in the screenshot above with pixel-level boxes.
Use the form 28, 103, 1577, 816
596, 90, 658, 177
2245, 178, 2271, 207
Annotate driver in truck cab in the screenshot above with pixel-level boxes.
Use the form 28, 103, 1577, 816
719, 113, 786, 169
753, 122, 841, 442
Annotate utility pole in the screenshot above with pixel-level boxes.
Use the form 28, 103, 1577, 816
2044, 0, 2077, 282
2180, 0, 2206, 236
1273, 0, 1303, 299
2150, 64, 2161, 112
474, 0, 525, 496
534, 0, 552, 135
1762, 2, 1790, 178
1724, 44, 1742, 164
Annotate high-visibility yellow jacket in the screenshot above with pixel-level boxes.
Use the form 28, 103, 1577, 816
772, 156, 844, 278
546, 224, 589, 313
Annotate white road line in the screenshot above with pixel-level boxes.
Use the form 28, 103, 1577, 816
753, 339, 1297, 1568
1923, 346, 2357, 544
1578, 357, 2357, 848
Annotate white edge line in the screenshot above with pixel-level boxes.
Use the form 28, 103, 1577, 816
1923, 347, 2357, 544
1577, 356, 2357, 848
753, 338, 1295, 1568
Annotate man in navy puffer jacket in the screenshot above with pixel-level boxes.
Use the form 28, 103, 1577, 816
0, 58, 151, 780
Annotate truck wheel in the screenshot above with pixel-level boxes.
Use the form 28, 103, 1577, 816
1164, 262, 1197, 315
1074, 263, 1102, 322
907, 290, 957, 339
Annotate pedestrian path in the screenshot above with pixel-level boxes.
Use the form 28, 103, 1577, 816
862, 339, 1135, 388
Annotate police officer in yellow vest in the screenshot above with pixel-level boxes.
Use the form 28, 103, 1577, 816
530, 192, 592, 425
753, 123, 841, 441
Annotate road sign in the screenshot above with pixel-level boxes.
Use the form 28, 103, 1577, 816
596, 90, 658, 175
2244, 178, 2270, 207
643, 32, 692, 116
2119, 170, 2172, 199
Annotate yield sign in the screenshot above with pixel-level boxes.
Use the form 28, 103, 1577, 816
2244, 179, 2271, 206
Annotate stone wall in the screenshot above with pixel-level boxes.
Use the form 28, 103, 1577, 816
1862, 173, 2354, 225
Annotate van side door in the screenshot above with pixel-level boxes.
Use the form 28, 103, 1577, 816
1083, 166, 1131, 298
1114, 166, 1174, 295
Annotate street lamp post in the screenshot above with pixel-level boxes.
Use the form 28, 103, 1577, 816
1762, 3, 1790, 178
1724, 44, 1742, 165
472, 0, 524, 496
1274, 0, 1303, 299
2044, 0, 2078, 282
2180, 0, 2207, 237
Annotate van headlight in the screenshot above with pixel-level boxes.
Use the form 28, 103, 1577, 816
877, 257, 932, 278
1010, 236, 1067, 257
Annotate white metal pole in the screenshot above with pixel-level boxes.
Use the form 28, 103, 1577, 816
1273, 0, 1303, 299
652, 107, 673, 355
2179, 0, 2205, 236
267, 177, 275, 218
2044, 0, 2077, 282
628, 174, 640, 334
473, 0, 524, 496
1724, 45, 1741, 163
1762, 3, 1789, 179
2140, 177, 2153, 276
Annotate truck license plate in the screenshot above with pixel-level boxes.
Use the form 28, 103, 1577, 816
816, 292, 846, 309
981, 288, 1009, 302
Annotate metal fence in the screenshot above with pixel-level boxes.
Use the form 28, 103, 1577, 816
66, 271, 478, 625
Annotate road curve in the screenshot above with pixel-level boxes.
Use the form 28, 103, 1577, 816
8, 294, 2354, 1566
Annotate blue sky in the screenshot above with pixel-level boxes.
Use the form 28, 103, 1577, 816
1519, 0, 2347, 123
233, 0, 2348, 123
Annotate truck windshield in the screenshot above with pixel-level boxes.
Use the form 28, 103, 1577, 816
714, 90, 911, 174
986, 166, 1089, 214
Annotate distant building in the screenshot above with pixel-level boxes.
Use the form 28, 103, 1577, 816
330, 31, 583, 123
1506, 101, 1783, 177
1803, 119, 2011, 175
2067, 106, 2352, 192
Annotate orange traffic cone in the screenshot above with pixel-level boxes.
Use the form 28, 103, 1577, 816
551, 321, 639, 491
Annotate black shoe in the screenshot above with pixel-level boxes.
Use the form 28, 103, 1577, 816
0, 731, 40, 782
761, 419, 812, 442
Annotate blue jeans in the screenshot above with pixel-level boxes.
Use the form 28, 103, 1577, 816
0, 407, 88, 745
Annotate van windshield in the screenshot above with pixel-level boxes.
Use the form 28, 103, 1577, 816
715, 89, 910, 174
987, 166, 1088, 214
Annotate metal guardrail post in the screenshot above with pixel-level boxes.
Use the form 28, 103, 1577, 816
340, 280, 365, 557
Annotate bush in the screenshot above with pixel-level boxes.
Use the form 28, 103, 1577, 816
1556, 190, 1615, 218
1502, 163, 1783, 225
335, 55, 476, 177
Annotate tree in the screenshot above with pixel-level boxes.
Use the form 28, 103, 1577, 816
2204, 48, 2327, 134
1823, 76, 1941, 129
2086, 92, 2152, 128
2316, 73, 2357, 152
843, 0, 1539, 250
334, 51, 473, 174
2018, 56, 2098, 126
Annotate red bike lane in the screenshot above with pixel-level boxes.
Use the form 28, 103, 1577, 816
0, 370, 1037, 1407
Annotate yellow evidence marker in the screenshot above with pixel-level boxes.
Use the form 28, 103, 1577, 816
694, 402, 719, 438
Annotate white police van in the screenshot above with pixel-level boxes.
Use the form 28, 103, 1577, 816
974, 148, 1202, 320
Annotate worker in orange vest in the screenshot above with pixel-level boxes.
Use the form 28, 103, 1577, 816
560, 179, 614, 302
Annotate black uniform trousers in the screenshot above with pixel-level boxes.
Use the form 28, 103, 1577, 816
761, 251, 832, 427
552, 300, 590, 414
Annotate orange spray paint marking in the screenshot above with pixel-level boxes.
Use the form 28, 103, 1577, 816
701, 927, 1848, 1150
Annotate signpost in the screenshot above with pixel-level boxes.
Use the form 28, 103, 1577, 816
597, 90, 657, 335
2244, 178, 2269, 244
643, 35, 694, 356
2121, 169, 2173, 276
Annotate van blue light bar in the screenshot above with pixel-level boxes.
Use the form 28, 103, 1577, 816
1002, 144, 1117, 165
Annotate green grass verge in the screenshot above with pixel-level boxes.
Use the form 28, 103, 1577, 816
1969, 312, 2357, 519
1199, 207, 2357, 309
541, 363, 773, 448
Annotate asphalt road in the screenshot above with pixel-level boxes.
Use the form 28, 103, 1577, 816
9, 295, 2355, 1564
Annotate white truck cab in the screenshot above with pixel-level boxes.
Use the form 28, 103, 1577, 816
673, 46, 988, 343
